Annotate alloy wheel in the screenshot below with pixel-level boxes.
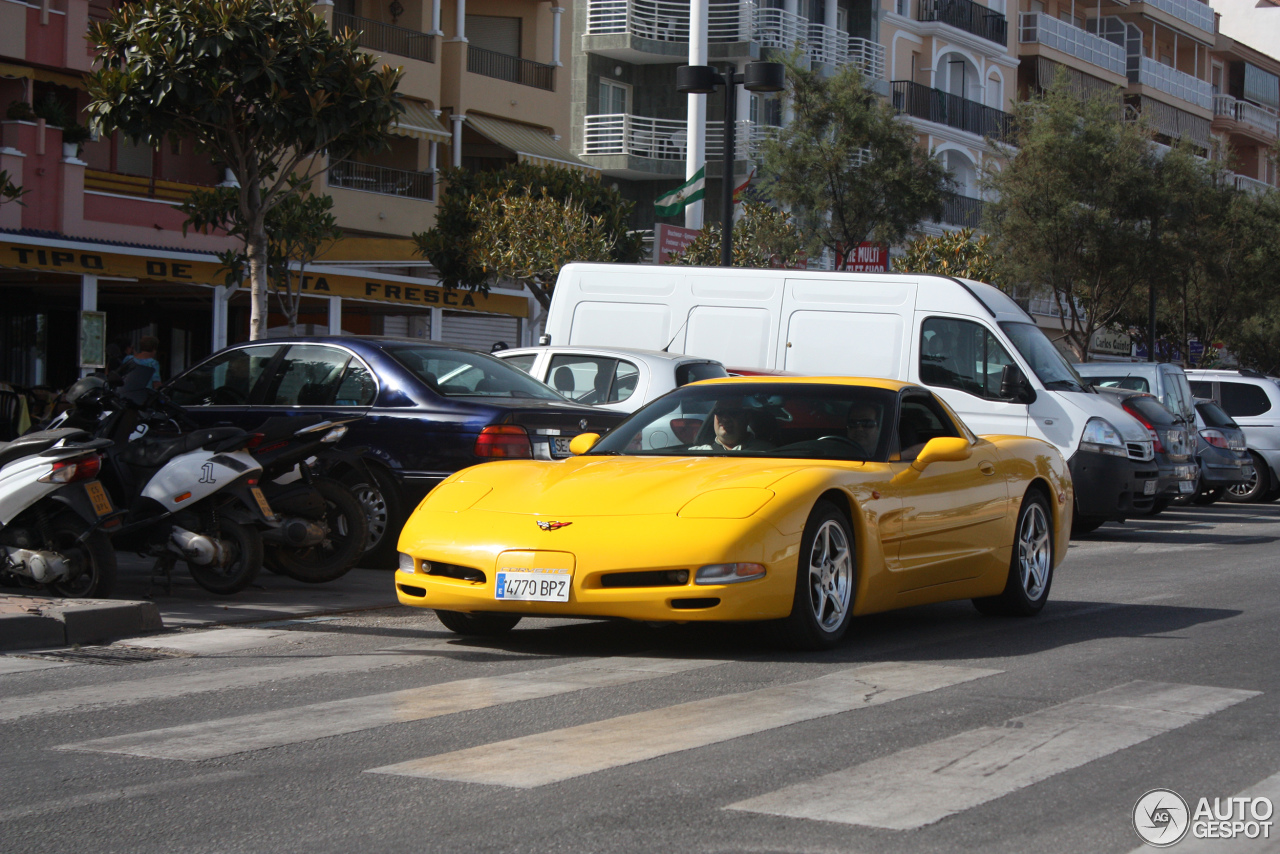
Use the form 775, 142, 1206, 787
806, 519, 853, 631
1018, 502, 1051, 601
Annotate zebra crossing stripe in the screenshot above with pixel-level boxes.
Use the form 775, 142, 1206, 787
57, 656, 722, 761
730, 680, 1260, 830
367, 662, 1001, 788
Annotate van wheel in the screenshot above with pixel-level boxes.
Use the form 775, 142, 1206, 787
1071, 512, 1105, 536
974, 491, 1054, 617
775, 501, 855, 650
1224, 453, 1270, 503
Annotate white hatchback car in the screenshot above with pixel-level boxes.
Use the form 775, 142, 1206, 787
493, 346, 728, 413
1186, 368, 1280, 502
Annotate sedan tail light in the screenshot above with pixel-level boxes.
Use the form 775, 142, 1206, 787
38, 453, 102, 484
1122, 402, 1164, 453
474, 425, 533, 459
1200, 428, 1229, 450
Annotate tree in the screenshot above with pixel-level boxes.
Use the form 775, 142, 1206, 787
181, 177, 342, 334
757, 56, 950, 267
86, 0, 402, 340
984, 74, 1157, 361
414, 164, 645, 309
894, 227, 1002, 286
668, 202, 805, 268
0, 170, 26, 207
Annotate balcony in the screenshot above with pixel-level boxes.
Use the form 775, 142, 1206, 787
891, 81, 1014, 141
584, 0, 751, 43
918, 0, 1008, 47
332, 11, 434, 63
1131, 56, 1212, 110
467, 45, 554, 91
1018, 14, 1125, 77
84, 170, 215, 203
1233, 173, 1276, 195
1134, 0, 1214, 34
583, 114, 773, 162
328, 161, 435, 202
1213, 95, 1280, 139
934, 194, 985, 228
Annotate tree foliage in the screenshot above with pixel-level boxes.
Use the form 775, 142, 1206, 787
668, 202, 805, 268
181, 178, 342, 333
86, 0, 402, 339
894, 227, 1001, 286
757, 55, 949, 266
414, 164, 645, 309
0, 170, 26, 207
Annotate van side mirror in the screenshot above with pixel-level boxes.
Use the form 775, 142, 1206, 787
569, 433, 600, 455
911, 437, 972, 471
999, 365, 1036, 404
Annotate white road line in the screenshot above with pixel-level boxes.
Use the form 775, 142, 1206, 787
0, 771, 248, 823
1126, 770, 1280, 854
367, 662, 1002, 789
730, 680, 1259, 830
115, 627, 299, 653
0, 638, 521, 723
58, 656, 723, 761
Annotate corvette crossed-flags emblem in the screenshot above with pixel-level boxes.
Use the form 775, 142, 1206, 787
537, 521, 572, 531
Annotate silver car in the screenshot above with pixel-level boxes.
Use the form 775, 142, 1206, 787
1186, 369, 1280, 503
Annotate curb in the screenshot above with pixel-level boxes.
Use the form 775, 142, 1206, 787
0, 595, 164, 651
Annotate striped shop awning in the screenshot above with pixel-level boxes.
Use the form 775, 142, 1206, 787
465, 113, 599, 175
391, 101, 450, 142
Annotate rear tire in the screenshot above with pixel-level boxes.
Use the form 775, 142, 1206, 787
434, 609, 521, 636
1224, 453, 1270, 503
188, 518, 262, 595
270, 479, 368, 584
46, 517, 116, 598
1071, 512, 1106, 536
775, 501, 855, 650
341, 466, 405, 569
973, 491, 1053, 617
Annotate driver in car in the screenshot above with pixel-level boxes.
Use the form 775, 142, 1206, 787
845, 402, 882, 454
689, 402, 774, 452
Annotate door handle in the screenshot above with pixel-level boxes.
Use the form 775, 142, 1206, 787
979, 461, 996, 476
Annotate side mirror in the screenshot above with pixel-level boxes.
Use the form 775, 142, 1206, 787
569, 433, 600, 455
911, 436, 972, 471
999, 364, 1037, 404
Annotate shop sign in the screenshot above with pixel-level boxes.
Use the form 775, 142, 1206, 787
654, 224, 701, 265
840, 242, 888, 272
1089, 328, 1131, 356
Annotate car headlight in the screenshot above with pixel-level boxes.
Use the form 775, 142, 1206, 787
695, 563, 766, 585
398, 552, 416, 574
1079, 418, 1127, 457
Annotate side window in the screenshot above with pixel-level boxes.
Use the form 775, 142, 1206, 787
920, 317, 1017, 400
1219, 381, 1272, 417
169, 345, 281, 407
500, 354, 537, 375
547, 355, 619, 403
1188, 380, 1214, 400
333, 360, 376, 406
610, 360, 639, 403
265, 346, 352, 407
896, 394, 962, 460
1160, 371, 1191, 421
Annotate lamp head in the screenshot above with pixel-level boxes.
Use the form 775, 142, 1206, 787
743, 62, 786, 93
676, 65, 724, 95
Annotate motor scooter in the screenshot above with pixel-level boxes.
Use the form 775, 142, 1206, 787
0, 427, 120, 597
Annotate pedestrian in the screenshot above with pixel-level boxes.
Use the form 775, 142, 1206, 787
119, 335, 162, 404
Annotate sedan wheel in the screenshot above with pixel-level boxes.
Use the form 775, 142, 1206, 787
777, 501, 855, 649
1224, 453, 1270, 503
974, 491, 1053, 617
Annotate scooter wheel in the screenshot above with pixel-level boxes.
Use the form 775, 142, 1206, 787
46, 516, 117, 598
270, 478, 368, 583
188, 518, 263, 595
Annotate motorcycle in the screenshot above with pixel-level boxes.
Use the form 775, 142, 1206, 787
249, 415, 369, 583
60, 378, 277, 595
0, 427, 120, 597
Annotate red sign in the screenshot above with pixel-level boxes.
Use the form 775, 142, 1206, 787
654, 223, 702, 265
840, 242, 889, 272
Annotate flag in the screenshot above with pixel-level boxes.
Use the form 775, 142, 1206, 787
655, 166, 705, 217
732, 167, 756, 204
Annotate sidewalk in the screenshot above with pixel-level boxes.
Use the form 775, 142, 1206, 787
1, 555, 400, 651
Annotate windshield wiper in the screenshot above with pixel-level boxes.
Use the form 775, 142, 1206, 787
1042, 379, 1083, 391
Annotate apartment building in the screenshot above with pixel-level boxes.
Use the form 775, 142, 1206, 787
1208, 31, 1279, 193
0, 0, 587, 388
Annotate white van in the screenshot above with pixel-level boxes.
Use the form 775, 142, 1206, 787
543, 263, 1160, 530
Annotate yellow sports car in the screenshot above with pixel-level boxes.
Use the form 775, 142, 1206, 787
395, 377, 1072, 649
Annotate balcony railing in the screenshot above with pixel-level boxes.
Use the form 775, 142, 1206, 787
583, 114, 771, 161
585, 0, 752, 42
934, 194, 985, 228
848, 37, 887, 80
1233, 173, 1276, 195
328, 161, 435, 201
467, 45, 555, 91
1136, 0, 1214, 33
332, 11, 434, 63
918, 0, 1007, 46
1018, 13, 1125, 76
891, 81, 1014, 141
1131, 56, 1212, 110
1213, 95, 1280, 138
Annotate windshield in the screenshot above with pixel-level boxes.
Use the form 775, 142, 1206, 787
999, 322, 1088, 391
386, 346, 565, 401
588, 383, 898, 461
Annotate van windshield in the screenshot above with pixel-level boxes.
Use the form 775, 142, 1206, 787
999, 322, 1088, 392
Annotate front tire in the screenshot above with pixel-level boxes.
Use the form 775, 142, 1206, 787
46, 517, 116, 598
188, 518, 263, 595
776, 501, 855, 650
270, 479, 368, 584
434, 609, 521, 636
973, 491, 1054, 617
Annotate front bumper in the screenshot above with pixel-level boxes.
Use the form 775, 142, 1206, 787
1069, 448, 1159, 519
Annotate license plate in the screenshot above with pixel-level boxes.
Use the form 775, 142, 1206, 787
1179, 480, 1196, 494
495, 568, 571, 602
1143, 480, 1157, 495
85, 481, 113, 517
250, 486, 274, 519
552, 437, 573, 457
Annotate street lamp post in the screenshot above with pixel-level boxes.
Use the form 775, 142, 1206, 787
676, 62, 785, 267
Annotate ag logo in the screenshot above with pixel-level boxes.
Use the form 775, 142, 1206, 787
198, 462, 216, 484
1134, 788, 1190, 847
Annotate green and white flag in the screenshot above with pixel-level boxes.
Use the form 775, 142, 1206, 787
655, 166, 705, 217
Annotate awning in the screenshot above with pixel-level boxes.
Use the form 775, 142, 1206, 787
465, 113, 599, 175
0, 63, 32, 80
391, 102, 450, 142
33, 68, 87, 91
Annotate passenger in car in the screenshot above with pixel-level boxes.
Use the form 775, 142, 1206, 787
689, 401, 774, 452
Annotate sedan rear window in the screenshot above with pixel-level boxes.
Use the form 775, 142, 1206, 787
675, 361, 729, 386
1087, 375, 1150, 393
387, 346, 564, 401
1196, 401, 1236, 429
1124, 396, 1178, 426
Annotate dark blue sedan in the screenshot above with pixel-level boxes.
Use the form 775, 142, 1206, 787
166, 337, 627, 565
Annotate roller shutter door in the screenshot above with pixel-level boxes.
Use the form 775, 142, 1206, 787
441, 311, 520, 352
